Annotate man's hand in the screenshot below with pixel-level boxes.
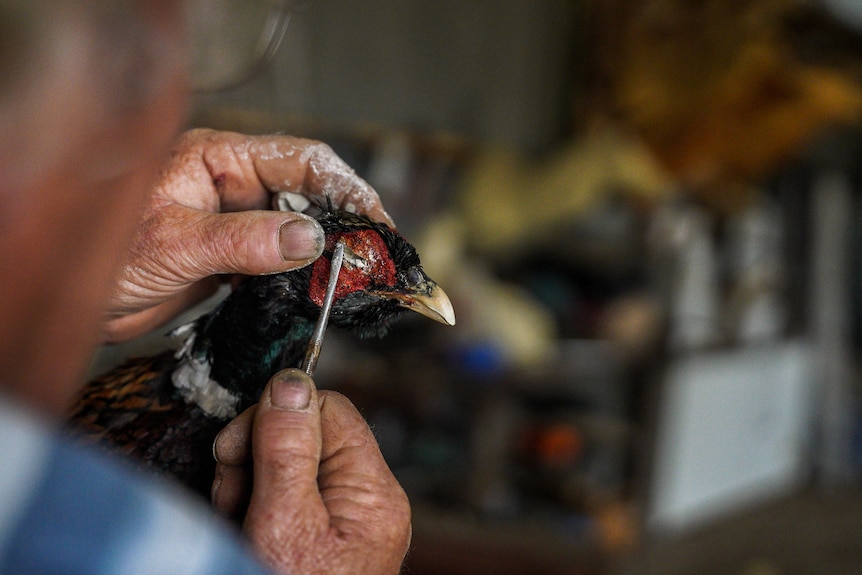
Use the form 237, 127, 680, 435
212, 369, 411, 575
102, 129, 393, 342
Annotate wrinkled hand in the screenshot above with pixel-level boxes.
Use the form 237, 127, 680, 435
212, 369, 411, 575
102, 129, 393, 342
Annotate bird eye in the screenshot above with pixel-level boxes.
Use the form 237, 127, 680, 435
407, 267, 424, 285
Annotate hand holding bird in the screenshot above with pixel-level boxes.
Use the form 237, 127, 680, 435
218, 369, 412, 574
100, 128, 394, 343
68, 209, 454, 498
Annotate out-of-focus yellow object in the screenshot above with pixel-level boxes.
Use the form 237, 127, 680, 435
597, 292, 665, 363
460, 129, 670, 255
593, 0, 862, 197
416, 214, 558, 368
593, 499, 639, 552
740, 558, 782, 575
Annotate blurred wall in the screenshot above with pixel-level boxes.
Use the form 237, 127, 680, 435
199, 0, 580, 150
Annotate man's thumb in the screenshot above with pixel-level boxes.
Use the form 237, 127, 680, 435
191, 210, 324, 277
246, 369, 326, 526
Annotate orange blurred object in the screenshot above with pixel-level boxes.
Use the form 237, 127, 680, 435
522, 422, 586, 468
587, 0, 862, 202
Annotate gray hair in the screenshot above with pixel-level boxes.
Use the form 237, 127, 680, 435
0, 0, 184, 109
0, 0, 186, 192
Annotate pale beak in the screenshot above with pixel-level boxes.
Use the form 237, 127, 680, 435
388, 282, 456, 326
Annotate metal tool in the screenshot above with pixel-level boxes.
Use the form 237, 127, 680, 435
300, 240, 345, 376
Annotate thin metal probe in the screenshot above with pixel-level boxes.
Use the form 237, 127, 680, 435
300, 240, 345, 376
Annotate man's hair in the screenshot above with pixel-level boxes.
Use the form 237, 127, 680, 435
0, 0, 184, 193
0, 1, 44, 99
0, 0, 182, 108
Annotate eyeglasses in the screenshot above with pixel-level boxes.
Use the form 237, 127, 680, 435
185, 0, 293, 92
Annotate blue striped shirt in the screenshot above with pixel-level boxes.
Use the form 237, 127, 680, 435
0, 395, 272, 575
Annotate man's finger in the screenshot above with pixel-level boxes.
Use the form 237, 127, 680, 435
192, 130, 395, 227
244, 369, 329, 549
213, 405, 257, 466
317, 391, 412, 557
184, 208, 325, 277
101, 277, 221, 343
212, 462, 251, 520
251, 137, 396, 228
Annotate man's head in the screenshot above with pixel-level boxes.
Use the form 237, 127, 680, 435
0, 0, 189, 413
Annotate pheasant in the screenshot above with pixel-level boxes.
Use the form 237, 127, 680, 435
66, 210, 455, 497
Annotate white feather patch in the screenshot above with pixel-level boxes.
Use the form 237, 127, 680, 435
171, 328, 239, 419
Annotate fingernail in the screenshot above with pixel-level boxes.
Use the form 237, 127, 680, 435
270, 370, 313, 411
278, 215, 324, 262
212, 431, 222, 463
211, 467, 223, 506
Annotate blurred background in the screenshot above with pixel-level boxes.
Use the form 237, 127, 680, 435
100, 0, 862, 573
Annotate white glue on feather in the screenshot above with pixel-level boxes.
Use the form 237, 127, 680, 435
170, 325, 240, 419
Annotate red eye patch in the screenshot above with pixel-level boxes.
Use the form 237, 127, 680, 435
309, 229, 397, 307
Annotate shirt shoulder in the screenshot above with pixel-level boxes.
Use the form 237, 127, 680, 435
0, 396, 271, 575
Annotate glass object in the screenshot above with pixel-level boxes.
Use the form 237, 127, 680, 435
185, 0, 292, 92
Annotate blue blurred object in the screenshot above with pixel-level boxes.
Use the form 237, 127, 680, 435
449, 342, 507, 378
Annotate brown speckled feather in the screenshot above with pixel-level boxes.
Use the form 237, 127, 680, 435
67, 352, 227, 497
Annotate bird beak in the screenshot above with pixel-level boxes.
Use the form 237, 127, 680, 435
385, 282, 456, 326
